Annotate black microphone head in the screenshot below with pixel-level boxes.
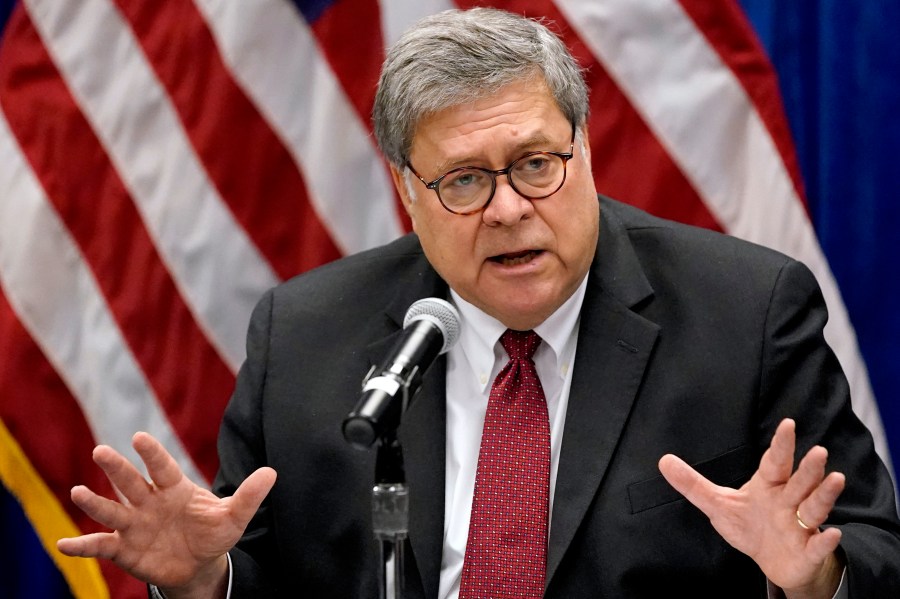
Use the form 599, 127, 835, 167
403, 298, 460, 354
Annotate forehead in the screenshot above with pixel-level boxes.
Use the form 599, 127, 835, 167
409, 81, 570, 170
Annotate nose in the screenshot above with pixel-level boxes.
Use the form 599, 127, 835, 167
481, 176, 534, 226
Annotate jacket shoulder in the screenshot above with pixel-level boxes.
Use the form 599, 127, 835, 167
262, 233, 438, 321
601, 195, 797, 275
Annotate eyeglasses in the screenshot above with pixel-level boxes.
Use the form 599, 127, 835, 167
406, 129, 576, 216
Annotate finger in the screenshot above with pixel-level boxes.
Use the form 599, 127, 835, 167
228, 467, 277, 525
658, 454, 723, 515
57, 531, 121, 560
92, 445, 152, 506
797, 471, 846, 530
756, 418, 796, 484
133, 431, 183, 489
783, 445, 828, 506
70, 485, 131, 531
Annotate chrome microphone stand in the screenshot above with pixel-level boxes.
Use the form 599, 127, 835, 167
344, 296, 462, 597
372, 432, 408, 599
347, 364, 417, 599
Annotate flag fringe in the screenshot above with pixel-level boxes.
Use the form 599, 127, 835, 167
0, 417, 110, 599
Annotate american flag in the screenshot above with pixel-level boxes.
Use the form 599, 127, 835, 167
0, 1, 895, 597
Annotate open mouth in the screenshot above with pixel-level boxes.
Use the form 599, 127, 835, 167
489, 249, 542, 266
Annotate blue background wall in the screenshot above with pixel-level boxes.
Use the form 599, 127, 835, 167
739, 0, 900, 471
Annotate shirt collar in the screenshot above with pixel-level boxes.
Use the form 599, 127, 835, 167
449, 274, 589, 385
534, 275, 588, 373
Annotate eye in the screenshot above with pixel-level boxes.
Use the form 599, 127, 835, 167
517, 154, 551, 173
445, 169, 487, 188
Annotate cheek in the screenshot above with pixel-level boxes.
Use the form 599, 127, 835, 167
412, 209, 446, 256
418, 219, 480, 280
555, 198, 598, 263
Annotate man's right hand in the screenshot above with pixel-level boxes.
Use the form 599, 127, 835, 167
57, 432, 276, 599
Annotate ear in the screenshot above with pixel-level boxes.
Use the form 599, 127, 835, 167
389, 164, 418, 227
579, 123, 592, 165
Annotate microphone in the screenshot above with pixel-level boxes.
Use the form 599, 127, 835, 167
342, 298, 461, 449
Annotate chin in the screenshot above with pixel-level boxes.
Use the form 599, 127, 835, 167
494, 301, 554, 331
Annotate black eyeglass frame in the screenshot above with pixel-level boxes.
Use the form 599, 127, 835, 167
406, 126, 577, 216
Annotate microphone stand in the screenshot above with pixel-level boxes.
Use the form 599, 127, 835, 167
345, 298, 459, 597
368, 369, 416, 599
373, 431, 407, 599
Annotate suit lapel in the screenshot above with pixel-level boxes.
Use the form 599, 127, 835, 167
546, 202, 661, 583
401, 356, 447, 598
361, 207, 663, 593
364, 256, 448, 599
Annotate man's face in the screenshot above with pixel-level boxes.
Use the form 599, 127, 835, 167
392, 79, 599, 331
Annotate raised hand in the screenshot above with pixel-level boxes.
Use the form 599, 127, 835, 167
57, 432, 276, 596
658, 419, 845, 599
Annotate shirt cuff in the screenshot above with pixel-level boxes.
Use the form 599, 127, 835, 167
148, 552, 233, 599
766, 566, 847, 599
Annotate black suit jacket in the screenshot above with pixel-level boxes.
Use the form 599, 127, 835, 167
213, 196, 900, 597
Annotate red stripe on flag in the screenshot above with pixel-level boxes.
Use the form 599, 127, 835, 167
581, 60, 725, 231
310, 0, 384, 132
0, 287, 147, 598
456, 0, 723, 230
677, 0, 808, 207
0, 292, 110, 519
310, 0, 412, 232
114, 0, 343, 278
0, 9, 232, 482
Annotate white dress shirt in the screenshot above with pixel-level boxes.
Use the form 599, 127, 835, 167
438, 276, 588, 599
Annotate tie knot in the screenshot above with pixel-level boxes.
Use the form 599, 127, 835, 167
500, 329, 541, 361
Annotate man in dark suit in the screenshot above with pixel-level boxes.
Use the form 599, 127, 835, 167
58, 8, 900, 598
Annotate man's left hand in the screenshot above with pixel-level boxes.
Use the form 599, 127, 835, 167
659, 418, 845, 599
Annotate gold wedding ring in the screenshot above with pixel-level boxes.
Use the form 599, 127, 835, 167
796, 508, 811, 530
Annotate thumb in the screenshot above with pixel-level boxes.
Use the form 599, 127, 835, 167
229, 467, 277, 524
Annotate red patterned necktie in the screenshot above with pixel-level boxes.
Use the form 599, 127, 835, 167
459, 329, 550, 598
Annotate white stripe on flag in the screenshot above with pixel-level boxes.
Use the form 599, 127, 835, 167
379, 0, 456, 48
25, 0, 279, 372
196, 0, 405, 255
558, 0, 892, 470
0, 111, 206, 486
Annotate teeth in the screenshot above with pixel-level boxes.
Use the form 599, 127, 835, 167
499, 251, 536, 266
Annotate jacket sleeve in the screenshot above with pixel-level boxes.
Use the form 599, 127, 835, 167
212, 289, 278, 597
757, 258, 900, 594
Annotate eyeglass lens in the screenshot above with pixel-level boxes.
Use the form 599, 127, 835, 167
438, 152, 566, 212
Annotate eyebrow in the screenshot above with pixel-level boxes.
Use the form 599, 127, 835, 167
432, 131, 557, 175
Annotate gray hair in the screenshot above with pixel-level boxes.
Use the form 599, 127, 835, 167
372, 8, 589, 167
